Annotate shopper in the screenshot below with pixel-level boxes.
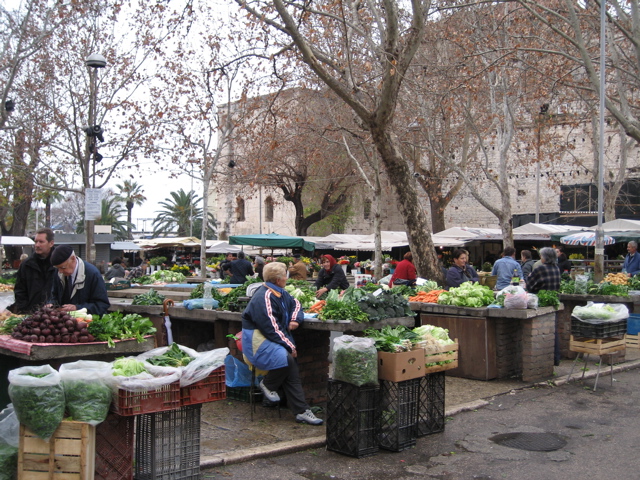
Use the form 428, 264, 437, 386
492, 247, 523, 290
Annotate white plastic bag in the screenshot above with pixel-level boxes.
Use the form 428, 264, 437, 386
527, 294, 539, 309
59, 360, 113, 426
572, 302, 630, 324
504, 292, 528, 309
0, 405, 19, 448
332, 335, 378, 387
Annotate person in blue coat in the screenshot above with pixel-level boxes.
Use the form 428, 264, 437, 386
622, 241, 640, 276
492, 246, 523, 290
49, 245, 110, 316
241, 262, 322, 425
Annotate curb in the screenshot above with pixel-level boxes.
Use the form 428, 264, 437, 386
200, 358, 640, 469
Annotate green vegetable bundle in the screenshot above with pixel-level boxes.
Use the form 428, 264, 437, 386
8, 365, 65, 441
146, 342, 193, 367
0, 444, 17, 480
319, 299, 369, 322
364, 325, 420, 353
132, 288, 166, 305
536, 290, 560, 308
87, 312, 156, 348
357, 290, 414, 321
437, 282, 495, 307
332, 335, 378, 387
59, 360, 113, 426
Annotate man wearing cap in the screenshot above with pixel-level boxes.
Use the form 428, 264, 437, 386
49, 246, 110, 315
288, 254, 308, 280
11, 228, 57, 313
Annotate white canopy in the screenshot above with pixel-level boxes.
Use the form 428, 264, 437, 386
592, 219, 640, 231
206, 241, 242, 254
111, 241, 141, 251
513, 223, 587, 235
0, 236, 34, 246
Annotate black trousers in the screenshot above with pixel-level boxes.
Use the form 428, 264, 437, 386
263, 353, 309, 415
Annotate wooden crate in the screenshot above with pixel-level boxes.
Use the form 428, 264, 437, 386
625, 334, 639, 349
569, 335, 626, 356
422, 340, 459, 374
19, 421, 96, 480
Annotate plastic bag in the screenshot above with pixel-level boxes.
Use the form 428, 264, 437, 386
574, 274, 589, 294
0, 294, 15, 313
572, 302, 629, 324
527, 294, 539, 309
0, 405, 19, 448
59, 360, 113, 426
8, 365, 65, 441
332, 335, 378, 387
224, 355, 253, 387
183, 298, 219, 310
504, 292, 528, 309
0, 443, 17, 480
111, 356, 181, 393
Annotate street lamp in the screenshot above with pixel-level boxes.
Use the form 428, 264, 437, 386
84, 53, 106, 264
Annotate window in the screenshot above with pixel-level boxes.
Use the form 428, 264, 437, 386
265, 196, 274, 222
236, 197, 245, 222
560, 184, 598, 213
363, 198, 371, 220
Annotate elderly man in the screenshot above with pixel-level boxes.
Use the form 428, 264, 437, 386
526, 247, 561, 294
288, 254, 308, 280
11, 228, 57, 313
241, 262, 323, 426
622, 241, 640, 276
49, 245, 110, 315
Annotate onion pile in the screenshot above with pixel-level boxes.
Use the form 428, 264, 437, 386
10, 306, 94, 343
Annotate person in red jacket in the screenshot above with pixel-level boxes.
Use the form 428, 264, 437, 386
390, 252, 417, 287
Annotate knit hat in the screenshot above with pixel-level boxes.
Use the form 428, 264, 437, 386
50, 245, 74, 266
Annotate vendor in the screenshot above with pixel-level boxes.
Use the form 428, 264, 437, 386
389, 252, 417, 287
104, 257, 127, 280
49, 245, 110, 316
446, 249, 479, 288
315, 254, 349, 298
288, 254, 308, 280
241, 262, 323, 425
622, 241, 640, 276
526, 247, 561, 294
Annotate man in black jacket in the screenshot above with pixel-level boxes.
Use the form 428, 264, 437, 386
11, 228, 57, 313
229, 251, 254, 284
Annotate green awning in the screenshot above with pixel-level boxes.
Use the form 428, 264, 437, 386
229, 233, 315, 251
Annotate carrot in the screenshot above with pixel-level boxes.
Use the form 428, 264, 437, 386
409, 289, 446, 303
307, 300, 326, 313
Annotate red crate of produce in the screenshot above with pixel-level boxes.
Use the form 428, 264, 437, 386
95, 413, 134, 480
181, 366, 227, 406
112, 381, 181, 416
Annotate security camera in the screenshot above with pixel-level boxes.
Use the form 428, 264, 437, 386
228, 160, 236, 168
92, 125, 104, 142
413, 172, 420, 178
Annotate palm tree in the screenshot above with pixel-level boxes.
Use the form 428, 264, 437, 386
34, 176, 65, 229
153, 189, 202, 237
115, 180, 146, 239
76, 197, 133, 240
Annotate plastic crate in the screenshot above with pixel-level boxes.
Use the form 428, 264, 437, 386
112, 381, 181, 416
18, 421, 95, 480
95, 413, 134, 480
627, 314, 640, 335
181, 366, 227, 406
570, 317, 627, 339
378, 378, 419, 452
326, 380, 380, 458
417, 371, 445, 437
135, 405, 201, 480
226, 386, 262, 403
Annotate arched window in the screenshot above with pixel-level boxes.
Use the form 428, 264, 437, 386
363, 198, 372, 220
265, 196, 274, 222
236, 197, 245, 222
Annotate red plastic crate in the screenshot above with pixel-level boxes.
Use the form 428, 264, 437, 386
95, 413, 134, 480
112, 381, 181, 416
181, 366, 227, 406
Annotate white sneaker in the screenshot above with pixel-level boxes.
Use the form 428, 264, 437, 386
259, 380, 280, 403
296, 409, 323, 426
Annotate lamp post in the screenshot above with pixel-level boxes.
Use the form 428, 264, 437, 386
84, 54, 106, 264
535, 104, 549, 224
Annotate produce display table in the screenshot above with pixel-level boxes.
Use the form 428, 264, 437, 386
557, 294, 638, 360
107, 287, 192, 301
410, 303, 561, 382
107, 300, 415, 405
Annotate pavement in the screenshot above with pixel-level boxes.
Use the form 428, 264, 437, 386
198, 346, 640, 479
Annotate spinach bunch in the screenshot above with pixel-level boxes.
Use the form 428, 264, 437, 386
132, 288, 166, 305
0, 444, 17, 480
9, 376, 65, 440
536, 290, 560, 308
63, 379, 112, 425
88, 312, 156, 348
146, 342, 193, 367
319, 299, 369, 323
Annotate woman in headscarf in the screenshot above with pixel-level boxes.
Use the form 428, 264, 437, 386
314, 254, 349, 298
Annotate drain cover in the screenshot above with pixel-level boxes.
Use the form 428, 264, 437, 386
489, 432, 567, 452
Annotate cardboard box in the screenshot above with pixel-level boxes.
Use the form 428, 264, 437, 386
19, 421, 96, 480
378, 349, 425, 382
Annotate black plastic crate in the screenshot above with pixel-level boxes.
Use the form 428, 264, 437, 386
227, 386, 261, 403
326, 380, 380, 458
417, 371, 445, 437
135, 405, 201, 480
378, 378, 420, 452
570, 317, 627, 339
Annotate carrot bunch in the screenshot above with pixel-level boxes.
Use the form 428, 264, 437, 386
307, 300, 326, 313
409, 289, 447, 303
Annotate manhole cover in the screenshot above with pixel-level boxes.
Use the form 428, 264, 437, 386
489, 432, 567, 451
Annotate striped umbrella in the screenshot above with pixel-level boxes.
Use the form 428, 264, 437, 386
559, 231, 615, 246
